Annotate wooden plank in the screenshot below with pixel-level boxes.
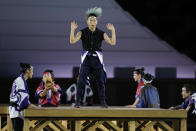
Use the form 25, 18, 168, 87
23, 107, 187, 118
23, 118, 30, 131
48, 122, 61, 131
0, 106, 8, 115
7, 115, 13, 131
128, 121, 135, 131
61, 120, 67, 128
53, 121, 69, 131
172, 120, 180, 131
86, 121, 104, 131
75, 120, 81, 131
105, 121, 121, 131
2, 125, 7, 131
158, 121, 174, 131
99, 124, 110, 131
31, 120, 50, 131
143, 121, 156, 131
180, 119, 187, 131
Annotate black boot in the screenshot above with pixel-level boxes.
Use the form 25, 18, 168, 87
74, 100, 80, 108
100, 99, 108, 108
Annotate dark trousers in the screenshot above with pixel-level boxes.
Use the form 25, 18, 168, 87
11, 117, 24, 131
77, 55, 106, 103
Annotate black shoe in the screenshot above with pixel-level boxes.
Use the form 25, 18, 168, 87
74, 101, 80, 108
100, 100, 108, 108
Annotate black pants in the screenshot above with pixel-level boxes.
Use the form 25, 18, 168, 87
11, 117, 24, 131
77, 55, 106, 103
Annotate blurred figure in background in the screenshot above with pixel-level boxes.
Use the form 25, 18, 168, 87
66, 76, 93, 106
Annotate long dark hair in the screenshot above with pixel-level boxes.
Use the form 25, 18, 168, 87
20, 63, 32, 73
133, 67, 145, 77
183, 84, 196, 95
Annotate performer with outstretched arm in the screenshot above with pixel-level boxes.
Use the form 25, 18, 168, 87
69, 7, 116, 108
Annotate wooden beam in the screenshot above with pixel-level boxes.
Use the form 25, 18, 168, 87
29, 120, 40, 128
23, 118, 30, 131
104, 121, 121, 131
7, 115, 13, 131
62, 120, 67, 128
143, 121, 156, 131
2, 124, 7, 131
136, 121, 149, 130
172, 120, 179, 131
75, 120, 81, 131
31, 120, 50, 131
81, 120, 97, 130
98, 124, 110, 131
23, 107, 187, 119
180, 119, 187, 131
158, 121, 174, 131
128, 121, 135, 131
48, 122, 61, 131
53, 121, 69, 131
86, 121, 104, 131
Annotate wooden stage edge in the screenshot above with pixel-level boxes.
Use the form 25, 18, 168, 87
0, 105, 187, 131
23, 106, 187, 118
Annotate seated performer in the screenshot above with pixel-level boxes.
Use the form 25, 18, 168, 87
35, 70, 62, 107
126, 68, 145, 108
136, 73, 160, 108
9, 63, 38, 131
169, 84, 196, 114
66, 76, 93, 106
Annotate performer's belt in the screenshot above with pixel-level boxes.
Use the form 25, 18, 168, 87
87, 52, 97, 56
10, 102, 18, 107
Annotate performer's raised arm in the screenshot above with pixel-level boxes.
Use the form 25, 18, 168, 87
104, 23, 116, 46
70, 21, 82, 44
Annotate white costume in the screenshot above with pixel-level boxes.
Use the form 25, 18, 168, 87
9, 74, 31, 119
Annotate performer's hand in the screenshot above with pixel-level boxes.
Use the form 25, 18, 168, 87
125, 105, 136, 108
169, 107, 175, 110
106, 23, 115, 31
46, 83, 53, 90
71, 21, 78, 31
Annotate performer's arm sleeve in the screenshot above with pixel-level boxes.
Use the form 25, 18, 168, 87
136, 88, 145, 108
173, 105, 183, 109
66, 84, 76, 101
35, 86, 44, 98
70, 29, 82, 44
15, 80, 31, 110
53, 84, 62, 94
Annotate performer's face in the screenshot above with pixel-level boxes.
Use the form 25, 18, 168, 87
87, 16, 97, 29
42, 73, 52, 83
27, 68, 33, 79
133, 72, 141, 83
181, 87, 191, 99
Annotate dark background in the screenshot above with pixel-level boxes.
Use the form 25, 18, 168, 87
115, 0, 196, 61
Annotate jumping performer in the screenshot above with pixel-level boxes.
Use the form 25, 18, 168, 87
69, 7, 116, 108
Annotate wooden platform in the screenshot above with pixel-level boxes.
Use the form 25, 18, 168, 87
1, 106, 187, 131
